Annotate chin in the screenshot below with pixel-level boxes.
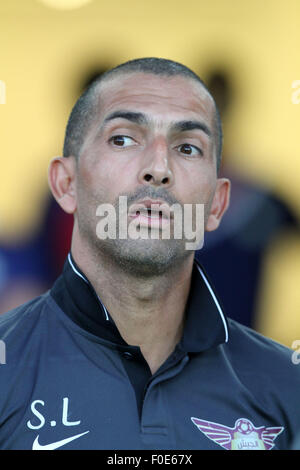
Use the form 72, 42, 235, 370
99, 238, 190, 278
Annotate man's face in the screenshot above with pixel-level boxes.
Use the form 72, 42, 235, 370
73, 72, 228, 276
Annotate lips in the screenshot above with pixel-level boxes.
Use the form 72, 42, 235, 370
128, 199, 172, 221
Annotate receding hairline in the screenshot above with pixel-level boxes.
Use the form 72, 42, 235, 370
82, 70, 219, 154
90, 69, 216, 112
63, 60, 223, 172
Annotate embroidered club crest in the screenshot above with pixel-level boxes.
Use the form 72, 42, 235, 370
191, 417, 284, 450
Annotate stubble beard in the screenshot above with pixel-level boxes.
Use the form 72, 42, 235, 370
75, 182, 211, 278
98, 235, 191, 278
77, 207, 192, 278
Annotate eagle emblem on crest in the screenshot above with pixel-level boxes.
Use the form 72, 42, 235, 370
191, 417, 284, 450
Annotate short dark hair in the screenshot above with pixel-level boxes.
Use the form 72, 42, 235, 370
63, 57, 223, 172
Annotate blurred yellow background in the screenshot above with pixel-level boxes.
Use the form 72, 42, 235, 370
0, 0, 299, 346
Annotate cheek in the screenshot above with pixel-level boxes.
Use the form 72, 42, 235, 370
178, 167, 216, 204
77, 150, 136, 209
177, 169, 217, 225
78, 153, 115, 203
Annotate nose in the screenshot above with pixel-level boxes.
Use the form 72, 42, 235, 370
138, 137, 174, 188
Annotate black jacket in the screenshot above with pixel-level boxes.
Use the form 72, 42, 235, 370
0, 255, 299, 450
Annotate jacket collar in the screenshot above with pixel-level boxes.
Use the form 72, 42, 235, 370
50, 252, 229, 353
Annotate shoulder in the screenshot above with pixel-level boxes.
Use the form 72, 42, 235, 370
0, 293, 55, 358
225, 318, 300, 407
0, 293, 49, 331
228, 318, 292, 356
226, 317, 296, 366
225, 318, 299, 378
221, 319, 300, 438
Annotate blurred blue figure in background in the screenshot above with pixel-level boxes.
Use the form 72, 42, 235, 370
196, 70, 299, 328
0, 195, 73, 313
0, 65, 108, 314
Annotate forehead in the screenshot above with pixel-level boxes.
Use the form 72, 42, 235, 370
96, 72, 215, 125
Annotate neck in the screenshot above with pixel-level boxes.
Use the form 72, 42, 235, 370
71, 238, 194, 374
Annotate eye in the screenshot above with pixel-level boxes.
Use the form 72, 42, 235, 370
176, 143, 203, 157
109, 135, 136, 147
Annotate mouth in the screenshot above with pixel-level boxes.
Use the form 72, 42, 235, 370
128, 199, 172, 227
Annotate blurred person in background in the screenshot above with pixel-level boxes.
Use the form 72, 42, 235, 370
0, 68, 109, 315
0, 196, 73, 314
196, 69, 299, 329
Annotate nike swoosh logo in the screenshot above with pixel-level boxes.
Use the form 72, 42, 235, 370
32, 430, 90, 450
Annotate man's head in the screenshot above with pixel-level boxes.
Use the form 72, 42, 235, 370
49, 57, 230, 277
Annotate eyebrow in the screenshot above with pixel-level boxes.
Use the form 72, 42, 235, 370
172, 120, 212, 137
103, 110, 147, 126
101, 110, 212, 138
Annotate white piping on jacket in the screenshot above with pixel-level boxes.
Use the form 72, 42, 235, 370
67, 253, 109, 321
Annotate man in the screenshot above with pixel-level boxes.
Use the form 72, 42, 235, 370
0, 58, 299, 450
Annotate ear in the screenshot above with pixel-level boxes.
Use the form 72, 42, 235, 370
206, 178, 231, 232
48, 156, 77, 214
